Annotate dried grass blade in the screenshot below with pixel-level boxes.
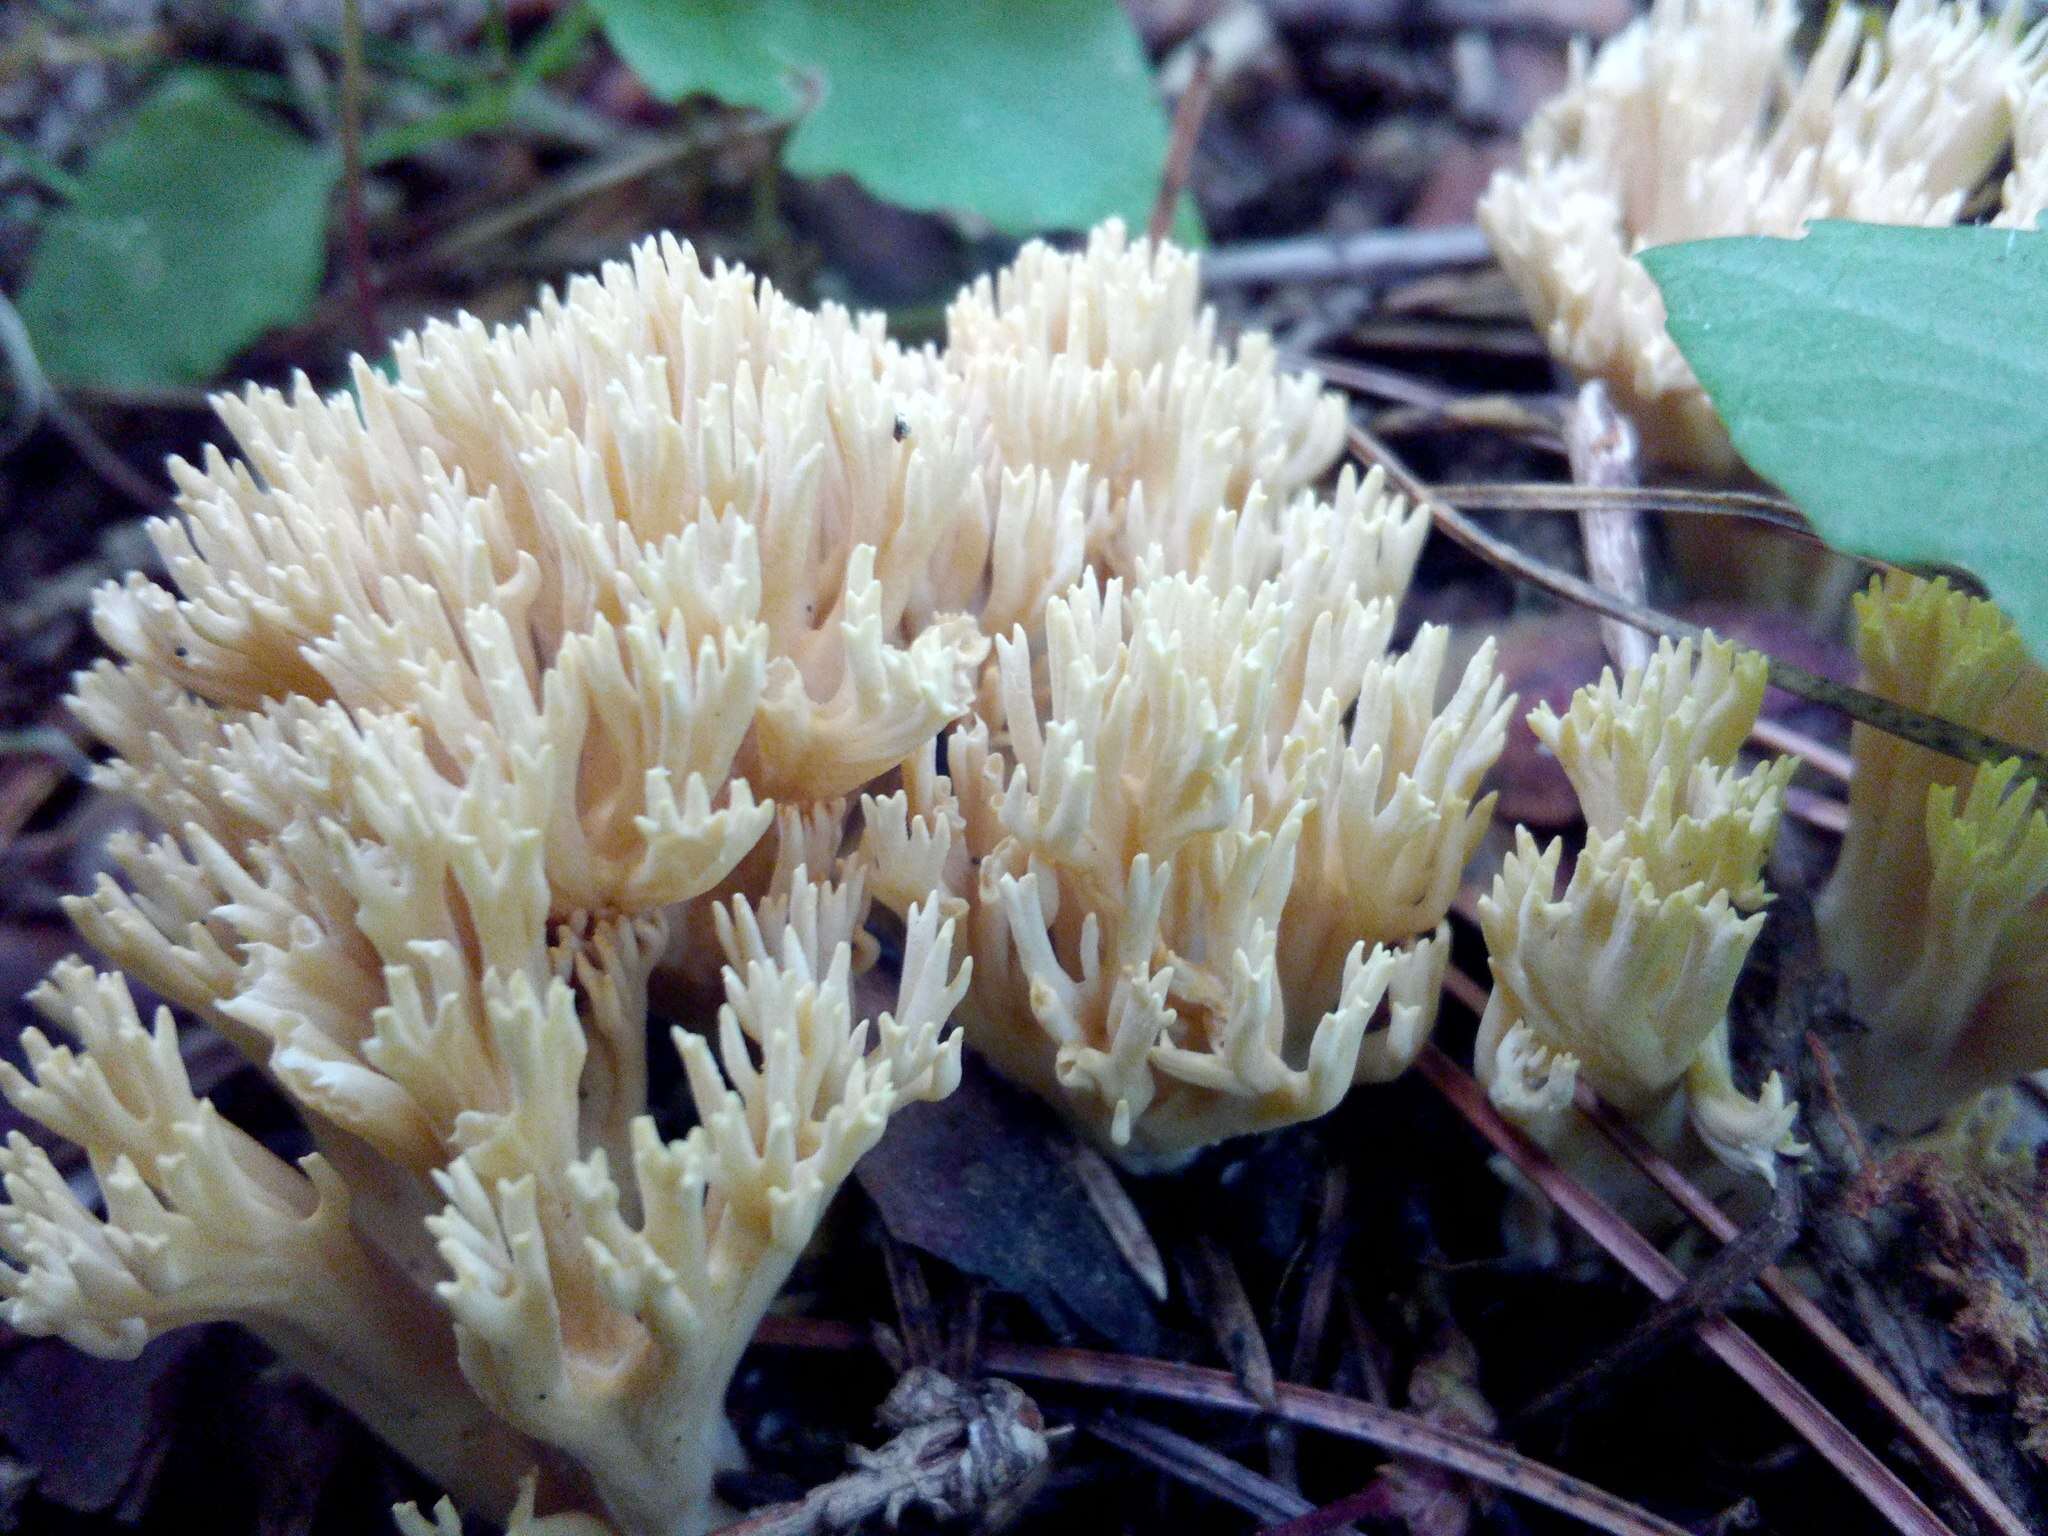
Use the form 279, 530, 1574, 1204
1352, 424, 2048, 784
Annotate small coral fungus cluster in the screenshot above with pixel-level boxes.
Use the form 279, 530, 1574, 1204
1475, 636, 1803, 1185
0, 222, 1516, 1535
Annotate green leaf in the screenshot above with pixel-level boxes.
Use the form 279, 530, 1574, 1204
589, 0, 1170, 234
1643, 221, 2048, 662
18, 71, 339, 388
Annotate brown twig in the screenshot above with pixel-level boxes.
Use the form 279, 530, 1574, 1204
1352, 424, 2048, 785
44, 400, 167, 511
754, 1317, 1689, 1536
1352, 316, 1550, 357
61, 382, 216, 413
290, 101, 808, 355
0, 292, 164, 510
986, 1343, 1690, 1536
879, 1234, 943, 1370
400, 119, 769, 279
0, 746, 70, 848
1312, 382, 1857, 554
1439, 962, 2013, 1536
1466, 919, 2027, 1536
1806, 1033, 1879, 1198
1368, 396, 1567, 446
1334, 1280, 1394, 1408
1149, 44, 1214, 244
1180, 1231, 1280, 1410
1285, 1165, 1348, 1388
1255, 1482, 1429, 1536
337, 0, 381, 352
1298, 356, 1566, 455
1412, 1041, 1956, 1536
1289, 352, 1464, 411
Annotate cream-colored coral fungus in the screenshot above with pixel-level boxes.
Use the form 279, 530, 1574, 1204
1476, 635, 1804, 1184
862, 470, 1512, 1171
398, 1474, 612, 1536
944, 218, 1349, 588
1817, 575, 2048, 1132
2, 235, 981, 1536
0, 218, 1481, 1534
1478, 0, 2048, 469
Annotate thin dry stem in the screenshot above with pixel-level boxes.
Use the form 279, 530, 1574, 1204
1201, 226, 1494, 287
1151, 45, 1215, 243
1351, 425, 2048, 786
1434, 481, 1816, 541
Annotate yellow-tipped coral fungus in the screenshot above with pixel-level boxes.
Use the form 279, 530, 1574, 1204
1817, 574, 2048, 1132
1475, 635, 1803, 1184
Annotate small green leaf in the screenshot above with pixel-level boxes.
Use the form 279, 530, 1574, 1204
589, 0, 1170, 234
18, 71, 339, 388
1643, 222, 2048, 662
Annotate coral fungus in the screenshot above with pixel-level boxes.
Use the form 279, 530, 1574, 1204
0, 220, 1505, 1532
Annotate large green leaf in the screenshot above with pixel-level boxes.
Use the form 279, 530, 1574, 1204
589, 0, 1170, 234
1642, 222, 2048, 661
18, 71, 339, 388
